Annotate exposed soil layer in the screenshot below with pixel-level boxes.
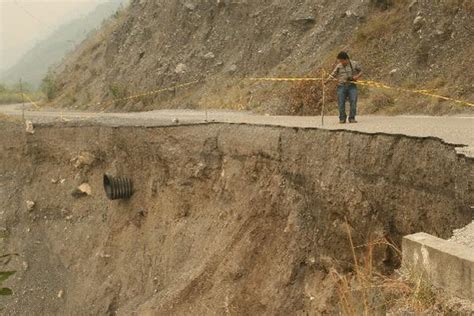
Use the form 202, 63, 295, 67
0, 121, 472, 315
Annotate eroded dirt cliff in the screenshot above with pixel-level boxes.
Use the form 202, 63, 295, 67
0, 121, 472, 314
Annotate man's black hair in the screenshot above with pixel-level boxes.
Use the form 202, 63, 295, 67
337, 51, 350, 60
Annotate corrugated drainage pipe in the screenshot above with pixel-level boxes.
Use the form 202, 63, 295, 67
103, 174, 133, 200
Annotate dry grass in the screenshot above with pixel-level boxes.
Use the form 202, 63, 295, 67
355, 5, 405, 43
288, 70, 337, 116
328, 219, 454, 315
363, 92, 395, 114
197, 80, 250, 111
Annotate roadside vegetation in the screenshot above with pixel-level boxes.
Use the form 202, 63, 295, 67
0, 82, 43, 105
331, 224, 470, 315
0, 254, 17, 296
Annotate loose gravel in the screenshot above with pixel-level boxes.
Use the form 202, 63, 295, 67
449, 220, 474, 249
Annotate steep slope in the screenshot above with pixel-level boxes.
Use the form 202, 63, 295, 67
0, 0, 126, 88
50, 0, 473, 114
0, 121, 472, 314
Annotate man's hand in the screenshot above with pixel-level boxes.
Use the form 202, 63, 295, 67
352, 72, 362, 81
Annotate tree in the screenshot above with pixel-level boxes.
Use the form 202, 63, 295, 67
41, 72, 58, 101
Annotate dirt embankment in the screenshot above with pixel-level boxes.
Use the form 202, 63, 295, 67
51, 0, 474, 114
0, 121, 472, 314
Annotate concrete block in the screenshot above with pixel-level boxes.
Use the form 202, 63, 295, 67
402, 232, 474, 301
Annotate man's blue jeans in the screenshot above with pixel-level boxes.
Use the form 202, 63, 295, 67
337, 84, 358, 121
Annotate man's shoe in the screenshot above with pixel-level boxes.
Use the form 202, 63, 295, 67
339, 120, 346, 124
349, 119, 357, 123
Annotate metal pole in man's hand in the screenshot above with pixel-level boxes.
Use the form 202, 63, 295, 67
20, 79, 25, 121
321, 69, 325, 127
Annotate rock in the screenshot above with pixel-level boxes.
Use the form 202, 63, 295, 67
389, 68, 398, 75
26, 200, 35, 212
25, 120, 34, 134
292, 16, 316, 24
97, 252, 111, 259
184, 2, 196, 10
78, 183, 92, 195
71, 183, 92, 198
227, 64, 238, 74
0, 227, 7, 238
291, 16, 316, 30
344, 10, 357, 18
175, 63, 187, 74
172, 118, 180, 124
413, 16, 423, 25
413, 15, 423, 31
306, 256, 316, 265
57, 290, 64, 298
203, 52, 215, 59
72, 152, 96, 169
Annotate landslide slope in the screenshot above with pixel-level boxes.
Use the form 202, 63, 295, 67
51, 0, 474, 114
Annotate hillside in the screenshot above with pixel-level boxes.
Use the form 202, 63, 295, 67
0, 0, 126, 89
50, 0, 474, 115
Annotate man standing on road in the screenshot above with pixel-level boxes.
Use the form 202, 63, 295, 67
328, 52, 362, 123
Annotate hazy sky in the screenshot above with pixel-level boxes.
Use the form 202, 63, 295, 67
0, 0, 108, 70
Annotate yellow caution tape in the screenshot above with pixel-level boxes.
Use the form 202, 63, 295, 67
97, 80, 200, 107
18, 93, 40, 109
355, 79, 474, 107
249, 77, 324, 82
249, 77, 474, 107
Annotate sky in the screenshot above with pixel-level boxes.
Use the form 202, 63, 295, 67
0, 0, 108, 71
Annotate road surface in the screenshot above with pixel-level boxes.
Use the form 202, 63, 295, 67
1, 103, 473, 157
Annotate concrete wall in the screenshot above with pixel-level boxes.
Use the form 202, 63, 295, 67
402, 232, 474, 301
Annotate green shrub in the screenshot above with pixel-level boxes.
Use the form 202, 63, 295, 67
0, 254, 18, 296
0, 271, 15, 295
41, 73, 58, 101
109, 83, 129, 99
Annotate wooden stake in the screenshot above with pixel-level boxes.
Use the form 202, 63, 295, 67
20, 79, 25, 121
321, 69, 326, 126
